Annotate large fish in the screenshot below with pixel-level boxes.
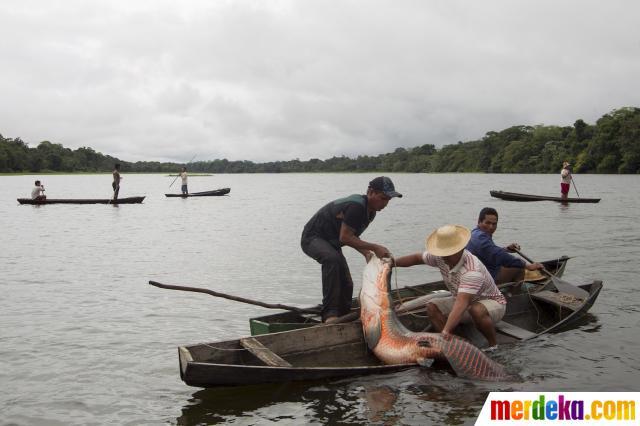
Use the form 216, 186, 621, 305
359, 255, 515, 381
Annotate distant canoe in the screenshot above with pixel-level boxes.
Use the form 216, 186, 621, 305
17, 196, 145, 205
165, 188, 230, 198
490, 190, 600, 203
167, 174, 213, 177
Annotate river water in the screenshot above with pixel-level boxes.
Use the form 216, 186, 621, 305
1, 173, 638, 425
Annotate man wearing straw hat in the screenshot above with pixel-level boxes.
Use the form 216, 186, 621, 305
560, 161, 572, 200
301, 176, 402, 324
394, 224, 506, 348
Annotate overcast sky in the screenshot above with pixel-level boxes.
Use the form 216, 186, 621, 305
1, 0, 639, 163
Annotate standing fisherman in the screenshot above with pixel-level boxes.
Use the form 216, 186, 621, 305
301, 177, 402, 323
112, 164, 122, 200
560, 161, 572, 200
180, 167, 188, 195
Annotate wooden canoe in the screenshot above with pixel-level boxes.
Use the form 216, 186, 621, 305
17, 196, 145, 205
178, 277, 602, 388
490, 190, 600, 203
165, 188, 230, 197
179, 323, 412, 388
249, 256, 570, 335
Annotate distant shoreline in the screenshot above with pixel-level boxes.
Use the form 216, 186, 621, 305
2, 107, 639, 174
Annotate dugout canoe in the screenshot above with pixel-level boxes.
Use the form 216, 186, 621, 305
490, 190, 600, 203
178, 277, 602, 388
250, 256, 571, 335
165, 188, 230, 197
17, 196, 145, 205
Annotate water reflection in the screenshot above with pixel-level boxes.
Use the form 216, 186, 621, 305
177, 379, 408, 424
177, 381, 316, 424
176, 367, 520, 424
360, 385, 399, 424
176, 381, 400, 425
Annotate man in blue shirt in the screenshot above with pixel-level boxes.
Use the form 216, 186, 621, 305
301, 177, 402, 323
466, 207, 543, 284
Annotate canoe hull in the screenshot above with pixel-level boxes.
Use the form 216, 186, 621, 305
490, 190, 600, 203
179, 279, 601, 388
165, 188, 230, 197
17, 196, 145, 205
175, 253, 602, 388
179, 323, 413, 388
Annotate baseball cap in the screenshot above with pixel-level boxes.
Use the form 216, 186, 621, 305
368, 176, 402, 198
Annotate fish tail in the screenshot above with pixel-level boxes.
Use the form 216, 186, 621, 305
440, 337, 516, 381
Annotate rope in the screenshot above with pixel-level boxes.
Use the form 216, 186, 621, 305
525, 285, 547, 329
390, 260, 431, 319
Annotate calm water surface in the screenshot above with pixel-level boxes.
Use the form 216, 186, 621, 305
1, 173, 639, 425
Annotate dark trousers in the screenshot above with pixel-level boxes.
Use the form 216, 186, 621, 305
112, 182, 119, 200
301, 237, 353, 321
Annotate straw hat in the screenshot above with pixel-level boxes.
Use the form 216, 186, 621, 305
524, 269, 546, 282
426, 225, 471, 256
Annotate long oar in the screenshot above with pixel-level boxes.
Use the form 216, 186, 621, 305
513, 249, 589, 299
149, 280, 321, 314
169, 154, 197, 188
571, 175, 581, 198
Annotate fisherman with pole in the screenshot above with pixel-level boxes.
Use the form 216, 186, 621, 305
169, 154, 197, 194
560, 161, 573, 200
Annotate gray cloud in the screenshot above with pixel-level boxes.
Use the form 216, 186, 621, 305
1, 0, 639, 162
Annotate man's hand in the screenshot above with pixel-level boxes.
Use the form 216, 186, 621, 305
526, 262, 544, 271
505, 243, 521, 252
372, 244, 391, 260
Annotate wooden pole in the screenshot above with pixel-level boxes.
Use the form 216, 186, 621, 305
513, 249, 588, 299
149, 280, 321, 314
571, 176, 581, 197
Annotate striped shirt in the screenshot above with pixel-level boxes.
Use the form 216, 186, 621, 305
421, 249, 506, 305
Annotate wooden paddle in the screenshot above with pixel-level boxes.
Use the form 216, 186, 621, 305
149, 280, 321, 314
513, 249, 589, 299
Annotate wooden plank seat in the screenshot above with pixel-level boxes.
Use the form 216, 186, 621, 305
240, 337, 292, 367
496, 321, 537, 340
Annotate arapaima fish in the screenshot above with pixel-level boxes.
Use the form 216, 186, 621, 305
359, 256, 516, 381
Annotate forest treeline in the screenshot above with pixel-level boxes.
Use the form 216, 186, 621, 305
2, 107, 639, 174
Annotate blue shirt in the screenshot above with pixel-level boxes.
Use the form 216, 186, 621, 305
466, 227, 525, 279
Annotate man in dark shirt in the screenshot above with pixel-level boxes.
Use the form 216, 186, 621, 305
466, 207, 543, 284
301, 176, 402, 323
